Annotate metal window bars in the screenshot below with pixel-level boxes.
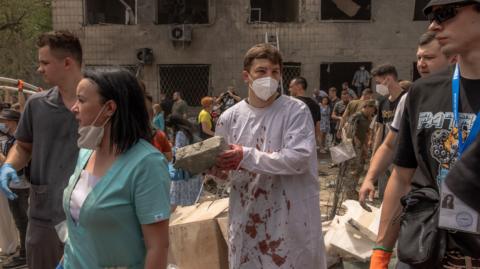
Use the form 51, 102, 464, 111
158, 64, 210, 107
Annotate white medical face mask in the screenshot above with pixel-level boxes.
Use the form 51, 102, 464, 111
375, 84, 389, 96
77, 105, 110, 150
249, 76, 279, 101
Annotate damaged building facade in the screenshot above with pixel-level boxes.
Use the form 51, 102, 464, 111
53, 0, 430, 106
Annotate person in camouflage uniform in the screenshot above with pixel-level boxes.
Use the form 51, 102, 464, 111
343, 100, 377, 200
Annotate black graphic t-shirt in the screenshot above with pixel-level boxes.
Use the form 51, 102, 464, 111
394, 67, 480, 255
296, 96, 321, 126
376, 90, 406, 139
395, 67, 480, 188
445, 135, 480, 213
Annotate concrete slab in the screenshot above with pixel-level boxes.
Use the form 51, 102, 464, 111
174, 136, 228, 175
324, 200, 377, 262
347, 204, 381, 242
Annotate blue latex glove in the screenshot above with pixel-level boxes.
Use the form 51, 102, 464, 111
55, 263, 64, 269
0, 163, 19, 200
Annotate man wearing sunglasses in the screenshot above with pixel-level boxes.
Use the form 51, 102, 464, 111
371, 1, 480, 268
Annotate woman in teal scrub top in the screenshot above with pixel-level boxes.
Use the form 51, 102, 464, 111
61, 69, 170, 269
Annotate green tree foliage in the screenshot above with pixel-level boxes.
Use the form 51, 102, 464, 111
0, 0, 52, 86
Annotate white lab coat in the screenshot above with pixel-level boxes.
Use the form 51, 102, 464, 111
0, 193, 18, 255
216, 96, 327, 269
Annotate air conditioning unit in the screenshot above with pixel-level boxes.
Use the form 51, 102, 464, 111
169, 25, 192, 42
136, 48, 154, 65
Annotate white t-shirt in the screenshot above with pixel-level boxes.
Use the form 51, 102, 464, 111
70, 170, 101, 222
390, 93, 408, 132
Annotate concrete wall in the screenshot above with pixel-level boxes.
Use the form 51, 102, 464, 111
52, 0, 429, 102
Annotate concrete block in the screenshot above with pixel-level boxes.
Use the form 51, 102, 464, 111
324, 200, 377, 262
325, 218, 373, 262
174, 136, 228, 175
347, 204, 381, 242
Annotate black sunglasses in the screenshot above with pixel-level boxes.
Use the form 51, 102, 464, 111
426, 2, 475, 24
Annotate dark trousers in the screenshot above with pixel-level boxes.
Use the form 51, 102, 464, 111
330, 123, 339, 145
355, 85, 365, 97
7, 188, 29, 257
26, 220, 64, 269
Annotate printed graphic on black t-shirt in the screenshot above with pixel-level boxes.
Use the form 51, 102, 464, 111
376, 91, 406, 139
395, 67, 480, 189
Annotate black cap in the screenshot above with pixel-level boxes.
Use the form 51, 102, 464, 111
424, 0, 480, 16
0, 109, 20, 122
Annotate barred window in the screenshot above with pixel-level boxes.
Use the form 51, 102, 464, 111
158, 64, 210, 106
282, 62, 301, 95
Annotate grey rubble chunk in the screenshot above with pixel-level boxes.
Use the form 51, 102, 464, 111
174, 136, 228, 174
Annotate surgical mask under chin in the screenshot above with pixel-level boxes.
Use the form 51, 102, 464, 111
250, 76, 279, 101
77, 106, 109, 150
375, 84, 390, 96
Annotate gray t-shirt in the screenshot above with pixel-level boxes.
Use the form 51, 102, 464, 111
172, 99, 188, 117
15, 87, 79, 223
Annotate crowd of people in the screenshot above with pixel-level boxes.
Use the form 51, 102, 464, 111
0, 0, 480, 268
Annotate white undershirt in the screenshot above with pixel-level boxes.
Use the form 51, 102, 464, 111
70, 170, 101, 222
390, 93, 408, 132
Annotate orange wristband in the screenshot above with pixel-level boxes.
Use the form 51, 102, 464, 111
369, 249, 392, 269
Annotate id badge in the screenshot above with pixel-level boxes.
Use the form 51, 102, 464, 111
438, 181, 480, 234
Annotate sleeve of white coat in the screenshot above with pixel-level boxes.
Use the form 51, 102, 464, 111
240, 106, 316, 176
215, 112, 230, 140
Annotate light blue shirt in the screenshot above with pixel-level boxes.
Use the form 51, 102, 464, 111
152, 112, 165, 131
62, 140, 170, 269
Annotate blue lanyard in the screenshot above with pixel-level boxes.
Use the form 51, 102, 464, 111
452, 64, 480, 157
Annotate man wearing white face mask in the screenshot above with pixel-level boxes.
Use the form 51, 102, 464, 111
371, 64, 406, 155
212, 43, 327, 269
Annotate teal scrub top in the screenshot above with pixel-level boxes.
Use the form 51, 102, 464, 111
62, 140, 171, 269
152, 112, 165, 131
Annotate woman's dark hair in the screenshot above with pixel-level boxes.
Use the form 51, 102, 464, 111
320, 96, 330, 105
165, 115, 194, 143
83, 68, 150, 153
442, 194, 455, 209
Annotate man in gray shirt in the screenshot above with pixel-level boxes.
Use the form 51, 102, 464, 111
172, 91, 188, 119
0, 31, 82, 269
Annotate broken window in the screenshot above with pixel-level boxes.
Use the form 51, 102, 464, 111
159, 64, 210, 106
157, 0, 209, 24
85, 0, 136, 25
321, 0, 371, 21
413, 0, 430, 20
320, 62, 371, 95
282, 62, 301, 95
249, 0, 299, 23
